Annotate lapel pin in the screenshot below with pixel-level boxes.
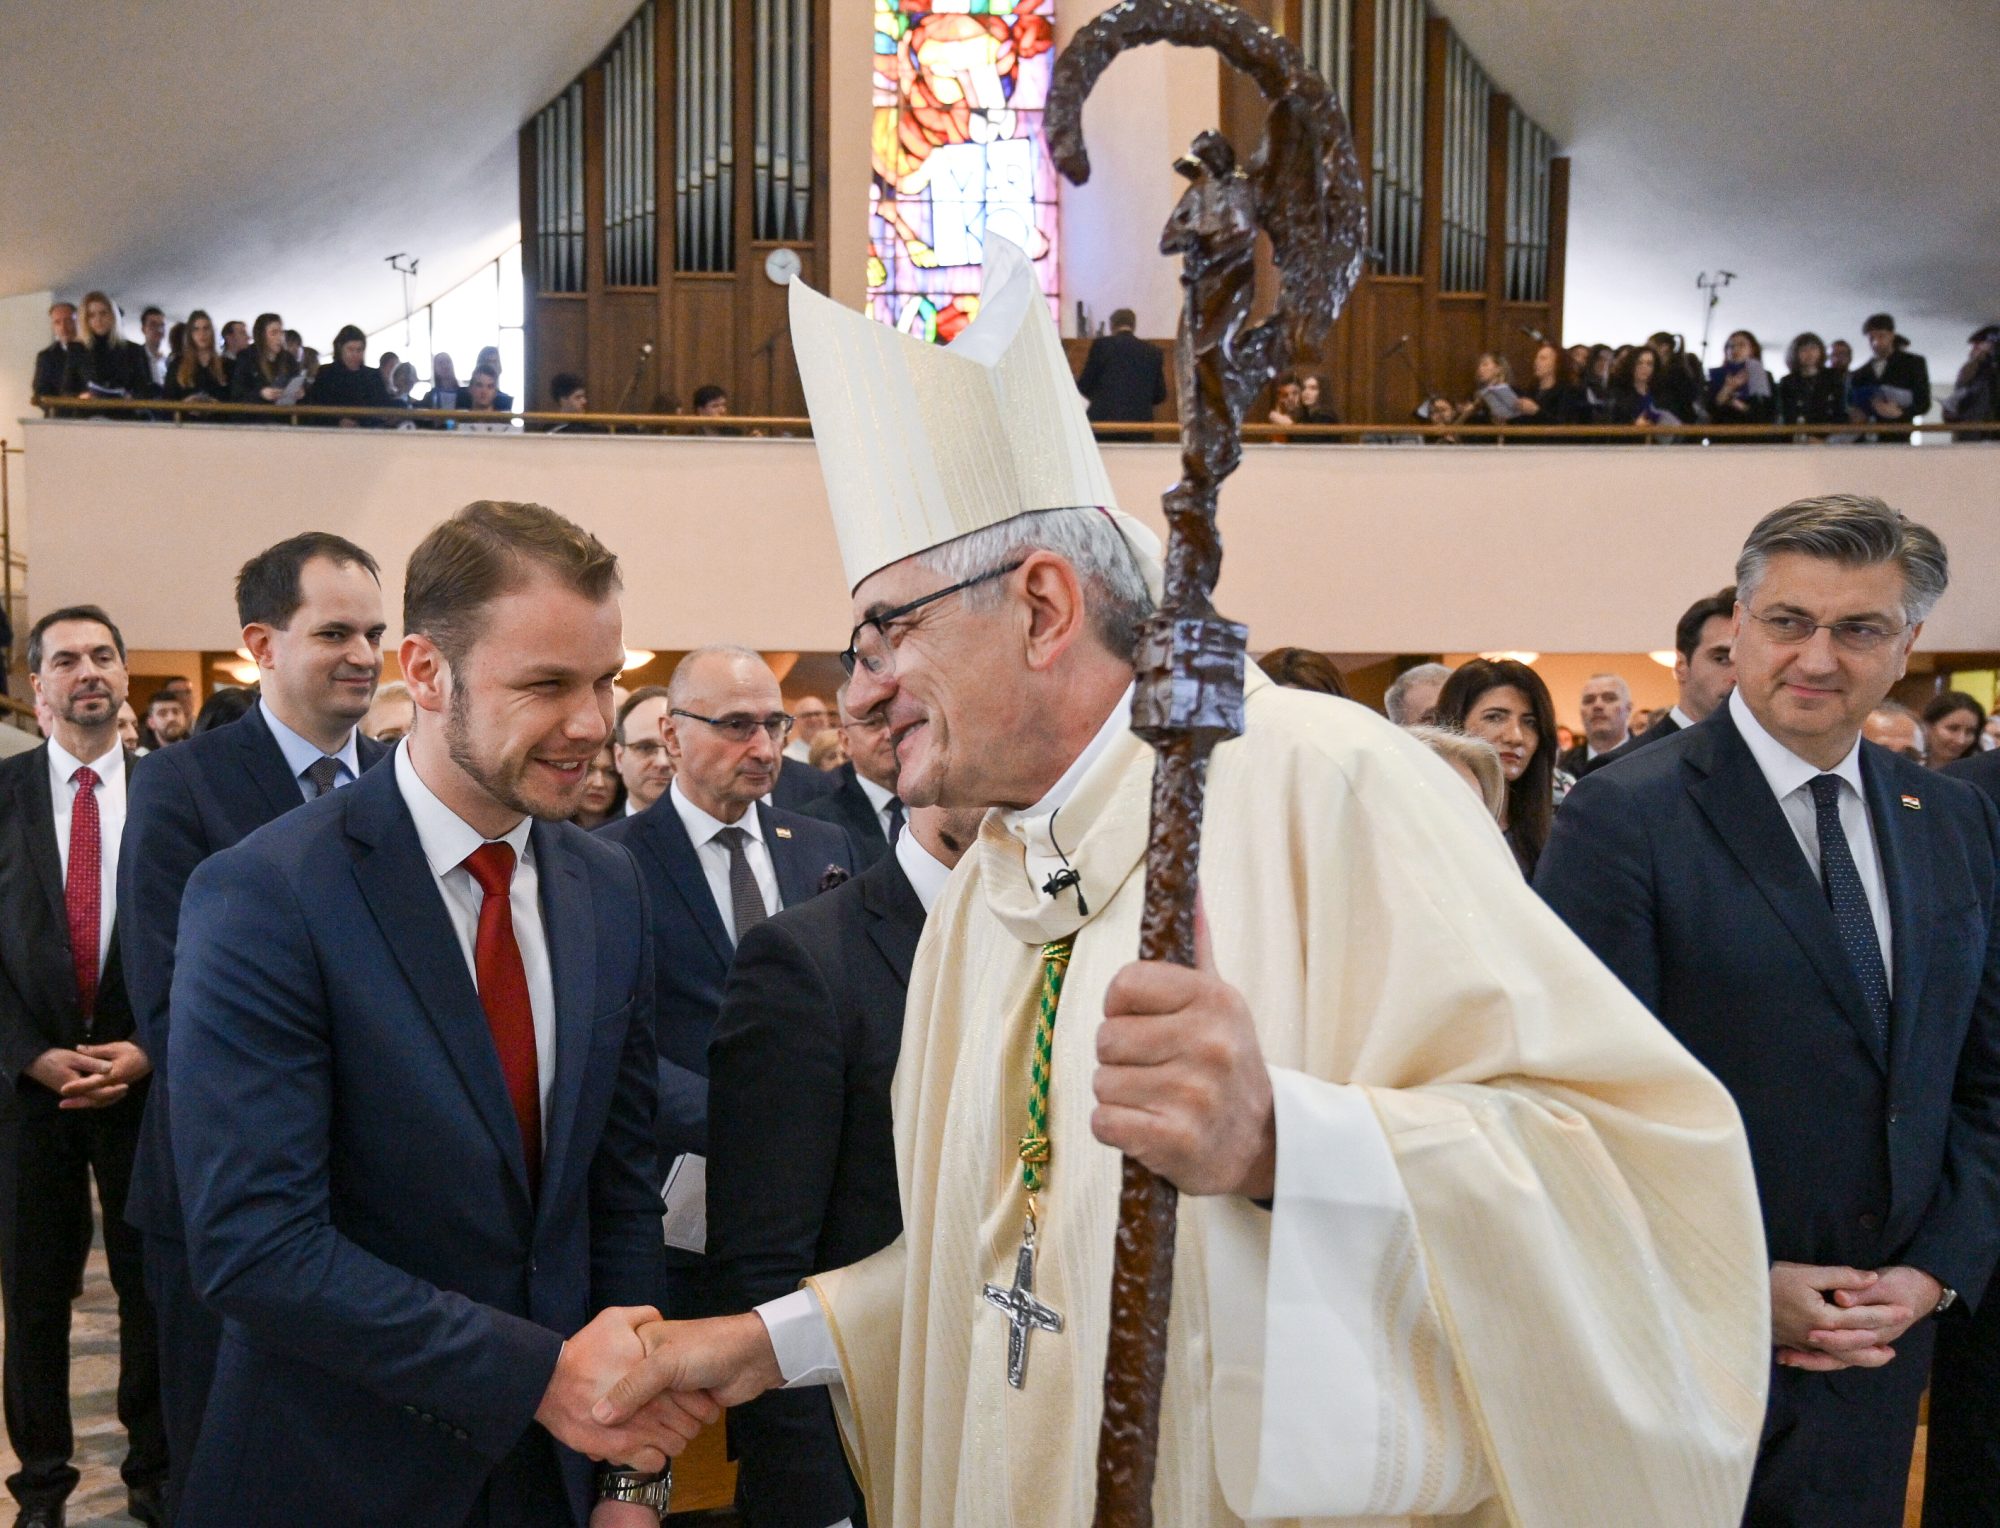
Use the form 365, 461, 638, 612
1900, 794, 1922, 810
775, 825, 794, 838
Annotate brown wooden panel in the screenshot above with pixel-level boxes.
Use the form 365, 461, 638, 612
530, 297, 589, 411
1367, 279, 1425, 421
745, 243, 814, 417
670, 279, 740, 411
594, 290, 663, 411
1547, 156, 1571, 344
1432, 293, 1485, 400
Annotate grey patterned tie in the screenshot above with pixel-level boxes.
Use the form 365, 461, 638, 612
717, 826, 769, 943
1809, 774, 1890, 1051
303, 756, 342, 799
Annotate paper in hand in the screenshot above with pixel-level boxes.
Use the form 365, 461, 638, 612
661, 1152, 708, 1253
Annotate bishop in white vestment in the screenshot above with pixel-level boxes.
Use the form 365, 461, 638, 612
606, 240, 1772, 1527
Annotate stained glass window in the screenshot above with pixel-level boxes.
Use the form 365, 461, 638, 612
868, 0, 1059, 343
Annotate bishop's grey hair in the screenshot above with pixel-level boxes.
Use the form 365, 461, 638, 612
915, 506, 1156, 660
1735, 494, 1948, 625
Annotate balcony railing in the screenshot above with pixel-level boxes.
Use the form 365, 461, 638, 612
33, 395, 2000, 445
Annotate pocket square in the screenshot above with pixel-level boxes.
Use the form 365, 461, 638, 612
819, 863, 851, 892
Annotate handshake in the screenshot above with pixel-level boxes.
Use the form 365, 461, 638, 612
535, 1306, 787, 1474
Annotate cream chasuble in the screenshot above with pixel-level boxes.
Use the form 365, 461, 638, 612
808, 670, 1769, 1527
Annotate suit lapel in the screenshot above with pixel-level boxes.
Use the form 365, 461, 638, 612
763, 801, 827, 910
1684, 714, 1885, 1070
860, 852, 923, 987
531, 821, 595, 1211
838, 767, 888, 850
1865, 751, 1933, 1085
636, 804, 733, 965
11, 752, 65, 929
234, 706, 310, 821
345, 767, 534, 1208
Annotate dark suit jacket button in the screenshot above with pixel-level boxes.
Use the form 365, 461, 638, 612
1887, 1109, 1902, 1125
1859, 1212, 1881, 1231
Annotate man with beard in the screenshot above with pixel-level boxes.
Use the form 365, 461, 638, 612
168, 501, 703, 1526
0, 607, 166, 1527
119, 532, 392, 1514
142, 689, 191, 750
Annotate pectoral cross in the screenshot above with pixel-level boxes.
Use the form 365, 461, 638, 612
982, 1229, 1063, 1389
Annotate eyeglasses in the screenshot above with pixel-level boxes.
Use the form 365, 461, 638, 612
841, 561, 1024, 678
1747, 609, 1907, 653
617, 739, 668, 759
670, 708, 795, 744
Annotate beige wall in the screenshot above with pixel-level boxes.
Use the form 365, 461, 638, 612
20, 419, 2000, 658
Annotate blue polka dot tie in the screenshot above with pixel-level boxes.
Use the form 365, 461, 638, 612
1809, 774, 1890, 1050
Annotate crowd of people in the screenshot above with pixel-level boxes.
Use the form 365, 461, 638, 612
7, 490, 1999, 1527
28, 293, 739, 428
1414, 315, 2000, 436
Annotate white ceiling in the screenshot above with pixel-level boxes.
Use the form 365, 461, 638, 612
1437, 0, 1999, 371
0, 0, 635, 346
3, 0, 1993, 379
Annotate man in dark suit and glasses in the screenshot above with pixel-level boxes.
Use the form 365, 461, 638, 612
118, 531, 390, 1513
598, 646, 854, 1316
1075, 307, 1166, 426
800, 685, 904, 871
708, 802, 983, 1527
1537, 495, 2000, 1527
1579, 586, 1737, 777
169, 501, 709, 1526
0, 606, 166, 1528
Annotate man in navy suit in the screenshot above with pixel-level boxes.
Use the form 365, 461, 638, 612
799, 685, 904, 870
598, 645, 853, 1317
170, 501, 710, 1527
1577, 586, 1736, 777
118, 532, 391, 1513
1537, 495, 2000, 1527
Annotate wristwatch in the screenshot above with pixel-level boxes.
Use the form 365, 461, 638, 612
596, 1464, 672, 1511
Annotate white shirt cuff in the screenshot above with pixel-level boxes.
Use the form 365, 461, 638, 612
754, 1288, 844, 1389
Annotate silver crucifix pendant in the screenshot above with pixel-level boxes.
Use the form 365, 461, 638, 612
982, 1218, 1064, 1389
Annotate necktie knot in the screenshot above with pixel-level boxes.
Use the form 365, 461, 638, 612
464, 841, 517, 898
1809, 773, 1843, 812
72, 765, 100, 792
304, 755, 342, 799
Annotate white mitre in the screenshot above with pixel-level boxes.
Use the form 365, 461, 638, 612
788, 236, 1162, 598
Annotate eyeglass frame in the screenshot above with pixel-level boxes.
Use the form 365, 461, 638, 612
840, 560, 1025, 678
1744, 607, 1909, 654
668, 707, 796, 744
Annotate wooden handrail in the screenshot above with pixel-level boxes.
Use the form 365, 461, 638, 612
32, 395, 2000, 443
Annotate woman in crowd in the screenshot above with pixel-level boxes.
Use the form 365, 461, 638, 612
1645, 331, 1704, 422
573, 745, 625, 829
161, 310, 232, 409
1777, 332, 1847, 428
1422, 395, 1463, 443
1517, 342, 1587, 425
1405, 725, 1508, 826
808, 730, 849, 771
1464, 352, 1524, 425
1608, 345, 1677, 428
63, 291, 156, 400
1296, 373, 1340, 425
230, 312, 301, 416
192, 686, 259, 735
419, 353, 464, 416
388, 361, 420, 409
1432, 657, 1561, 877
1924, 691, 1989, 768
1579, 344, 1616, 422
1706, 329, 1777, 432
306, 324, 393, 425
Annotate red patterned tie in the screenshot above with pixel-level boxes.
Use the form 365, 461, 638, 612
66, 766, 102, 1021
462, 843, 541, 1194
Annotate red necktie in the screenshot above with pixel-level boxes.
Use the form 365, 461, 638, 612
462, 843, 541, 1194
66, 766, 102, 1022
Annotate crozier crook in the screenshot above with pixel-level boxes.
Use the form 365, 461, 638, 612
1045, 4, 1364, 1522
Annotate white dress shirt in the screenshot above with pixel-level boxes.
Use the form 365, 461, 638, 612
1668, 704, 1697, 730
260, 698, 363, 802
854, 770, 900, 844
669, 778, 779, 941
1729, 688, 1892, 981
48, 736, 125, 971
393, 744, 557, 1118
894, 826, 954, 915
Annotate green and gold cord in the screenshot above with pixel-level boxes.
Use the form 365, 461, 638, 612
1020, 937, 1072, 1198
